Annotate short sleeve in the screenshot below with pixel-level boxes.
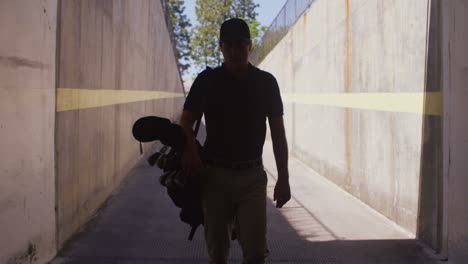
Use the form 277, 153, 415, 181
266, 74, 284, 117
183, 70, 208, 113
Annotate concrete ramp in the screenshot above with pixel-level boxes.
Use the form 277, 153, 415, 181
50, 143, 437, 264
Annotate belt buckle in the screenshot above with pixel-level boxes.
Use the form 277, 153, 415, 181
233, 160, 253, 170
232, 162, 241, 170
235, 160, 248, 170
209, 158, 261, 170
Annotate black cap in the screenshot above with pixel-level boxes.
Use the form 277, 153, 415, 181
220, 18, 251, 42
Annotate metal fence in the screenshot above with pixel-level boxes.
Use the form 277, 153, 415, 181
250, 0, 315, 65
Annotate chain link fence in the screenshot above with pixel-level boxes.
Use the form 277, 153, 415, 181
250, 0, 315, 65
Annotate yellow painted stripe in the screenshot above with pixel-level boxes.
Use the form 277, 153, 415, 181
282, 92, 442, 116
57, 88, 442, 116
57, 88, 184, 112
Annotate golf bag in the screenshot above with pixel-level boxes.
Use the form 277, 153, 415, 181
132, 115, 203, 240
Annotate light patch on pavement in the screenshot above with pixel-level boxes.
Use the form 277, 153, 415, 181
265, 173, 337, 242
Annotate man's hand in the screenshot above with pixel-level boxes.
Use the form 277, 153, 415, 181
268, 116, 291, 208
273, 177, 291, 208
179, 110, 204, 179
181, 141, 204, 179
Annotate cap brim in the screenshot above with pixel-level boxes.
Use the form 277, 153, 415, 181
220, 35, 250, 42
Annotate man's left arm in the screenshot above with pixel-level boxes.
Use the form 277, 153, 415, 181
268, 116, 291, 208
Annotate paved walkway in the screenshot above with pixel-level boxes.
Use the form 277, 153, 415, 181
51, 141, 439, 264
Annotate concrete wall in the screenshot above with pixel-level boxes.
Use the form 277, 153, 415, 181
1, 0, 183, 262
416, 0, 444, 251
0, 1, 58, 263
440, 1, 468, 263
56, 0, 184, 248
259, 0, 440, 237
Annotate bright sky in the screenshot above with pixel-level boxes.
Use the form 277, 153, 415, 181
182, 0, 288, 79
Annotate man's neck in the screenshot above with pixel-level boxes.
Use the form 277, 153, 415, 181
224, 62, 249, 79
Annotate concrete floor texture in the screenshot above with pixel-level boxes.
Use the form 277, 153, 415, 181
51, 142, 438, 264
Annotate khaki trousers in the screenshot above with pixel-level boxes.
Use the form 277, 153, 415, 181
202, 165, 269, 264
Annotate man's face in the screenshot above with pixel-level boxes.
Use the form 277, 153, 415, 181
220, 38, 252, 66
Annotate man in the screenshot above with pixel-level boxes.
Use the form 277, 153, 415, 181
179, 18, 291, 264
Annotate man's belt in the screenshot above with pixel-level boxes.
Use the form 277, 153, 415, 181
206, 157, 263, 170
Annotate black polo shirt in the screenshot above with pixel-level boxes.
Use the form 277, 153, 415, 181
184, 63, 283, 161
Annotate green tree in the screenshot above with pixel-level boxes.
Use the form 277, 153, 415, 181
232, 0, 258, 21
190, 0, 264, 71
191, 0, 233, 71
232, 0, 264, 47
167, 0, 192, 74
247, 20, 268, 47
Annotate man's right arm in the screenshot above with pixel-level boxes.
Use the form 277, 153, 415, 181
180, 68, 212, 177
179, 110, 204, 178
180, 110, 201, 143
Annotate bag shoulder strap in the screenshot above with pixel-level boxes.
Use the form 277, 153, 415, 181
194, 117, 202, 137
